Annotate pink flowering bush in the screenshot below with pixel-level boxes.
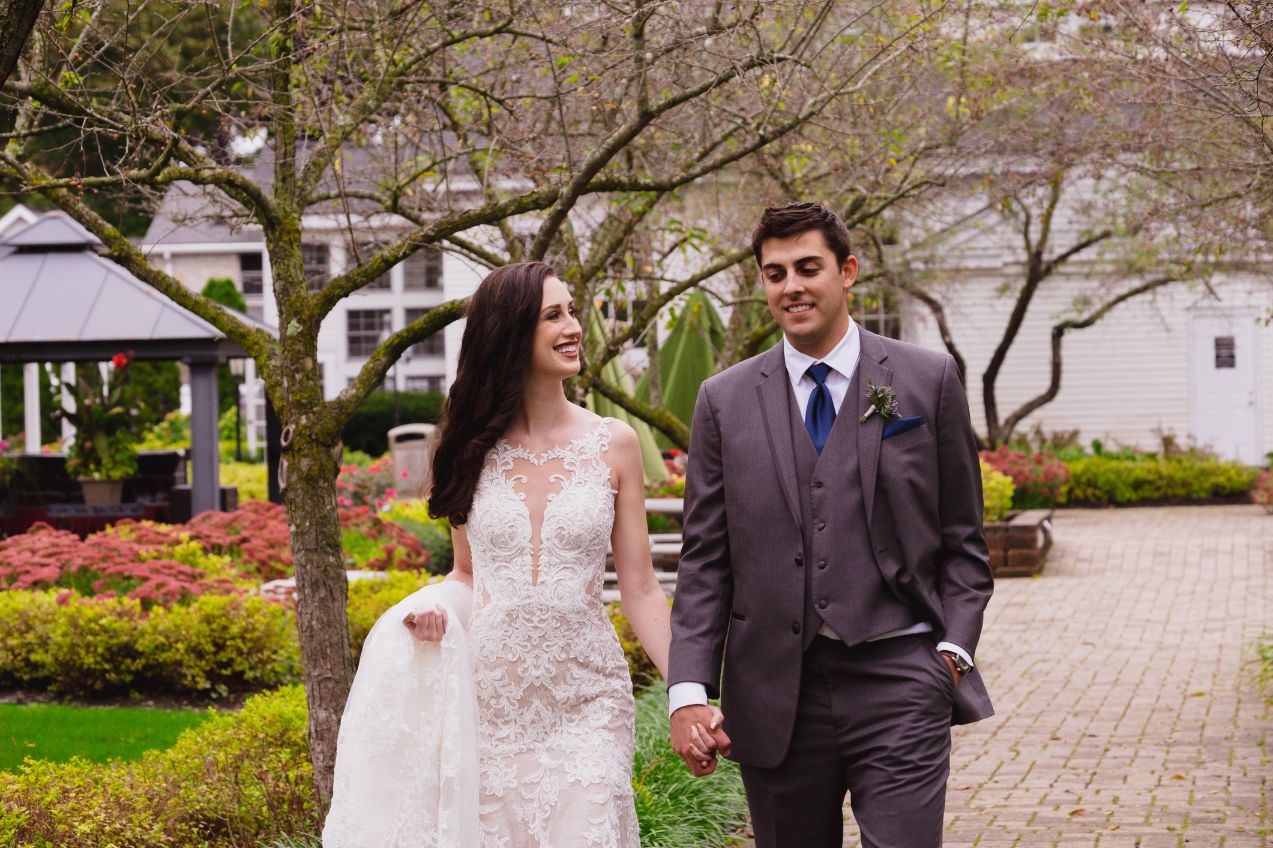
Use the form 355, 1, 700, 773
336, 455, 399, 510
1250, 470, 1273, 514
980, 446, 1071, 509
0, 502, 428, 608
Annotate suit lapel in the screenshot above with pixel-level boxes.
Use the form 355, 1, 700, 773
856, 330, 892, 524
755, 345, 804, 533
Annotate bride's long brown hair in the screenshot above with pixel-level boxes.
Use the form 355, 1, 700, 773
428, 261, 557, 525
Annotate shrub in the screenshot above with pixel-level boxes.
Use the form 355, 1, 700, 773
0, 686, 747, 848
335, 455, 398, 510
980, 460, 1015, 523
0, 686, 317, 848
1066, 455, 1257, 505
1251, 470, 1273, 514
980, 446, 1070, 508
0, 523, 243, 607
381, 499, 453, 574
0, 591, 299, 698
341, 391, 444, 456
220, 461, 268, 501
632, 688, 748, 848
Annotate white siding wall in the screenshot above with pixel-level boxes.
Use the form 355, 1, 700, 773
906, 270, 1273, 459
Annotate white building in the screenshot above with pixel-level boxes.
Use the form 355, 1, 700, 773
141, 183, 488, 402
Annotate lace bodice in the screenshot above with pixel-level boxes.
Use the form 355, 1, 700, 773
466, 418, 618, 612
463, 417, 639, 848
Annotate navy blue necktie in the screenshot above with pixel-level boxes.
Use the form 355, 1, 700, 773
804, 362, 835, 454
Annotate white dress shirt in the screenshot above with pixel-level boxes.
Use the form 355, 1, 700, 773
668, 322, 972, 716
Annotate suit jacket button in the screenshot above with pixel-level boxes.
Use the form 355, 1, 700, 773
818, 599, 828, 610
791, 621, 801, 635
817, 559, 827, 569
817, 521, 826, 531
794, 554, 803, 567
812, 480, 823, 489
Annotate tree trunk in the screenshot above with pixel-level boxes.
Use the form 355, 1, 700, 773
279, 389, 353, 814
0, 0, 42, 86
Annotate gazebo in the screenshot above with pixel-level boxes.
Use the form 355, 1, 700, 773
0, 211, 275, 517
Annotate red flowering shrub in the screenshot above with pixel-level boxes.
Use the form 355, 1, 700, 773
980, 446, 1071, 509
1, 500, 426, 607
1251, 470, 1273, 514
335, 455, 399, 509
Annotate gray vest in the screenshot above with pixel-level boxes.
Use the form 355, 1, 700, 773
788, 366, 918, 650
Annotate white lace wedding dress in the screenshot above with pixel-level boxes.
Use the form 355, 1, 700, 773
323, 417, 638, 848
466, 417, 638, 848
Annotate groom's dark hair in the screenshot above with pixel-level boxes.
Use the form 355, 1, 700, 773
751, 202, 853, 267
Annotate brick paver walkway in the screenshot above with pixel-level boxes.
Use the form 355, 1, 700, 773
744, 505, 1273, 847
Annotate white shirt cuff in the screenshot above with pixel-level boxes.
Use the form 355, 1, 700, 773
667, 682, 709, 716
936, 641, 973, 668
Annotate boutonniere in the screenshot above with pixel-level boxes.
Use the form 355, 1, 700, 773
858, 380, 899, 424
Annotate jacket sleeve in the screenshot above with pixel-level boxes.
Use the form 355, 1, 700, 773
667, 381, 734, 698
933, 355, 994, 657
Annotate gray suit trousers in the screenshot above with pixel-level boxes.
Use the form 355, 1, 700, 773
741, 634, 954, 848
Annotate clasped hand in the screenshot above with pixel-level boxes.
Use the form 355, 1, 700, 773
670, 704, 732, 776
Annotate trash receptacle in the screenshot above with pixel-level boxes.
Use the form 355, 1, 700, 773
388, 423, 437, 497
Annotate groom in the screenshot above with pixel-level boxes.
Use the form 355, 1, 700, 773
668, 202, 994, 847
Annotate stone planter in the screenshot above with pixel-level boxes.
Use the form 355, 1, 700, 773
984, 509, 1053, 577
79, 478, 125, 505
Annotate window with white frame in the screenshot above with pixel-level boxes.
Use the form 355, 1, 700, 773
403, 247, 443, 289
404, 375, 445, 393
352, 241, 391, 289
239, 252, 264, 294
404, 308, 445, 357
302, 243, 330, 290
851, 286, 902, 340
347, 309, 389, 357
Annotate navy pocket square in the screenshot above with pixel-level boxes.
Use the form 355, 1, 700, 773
882, 415, 925, 440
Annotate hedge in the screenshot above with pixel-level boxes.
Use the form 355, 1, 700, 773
0, 572, 661, 700
0, 592, 300, 698
1066, 455, 1257, 505
0, 685, 315, 847
341, 390, 444, 456
0, 685, 746, 848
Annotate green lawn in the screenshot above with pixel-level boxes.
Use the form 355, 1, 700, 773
0, 703, 212, 771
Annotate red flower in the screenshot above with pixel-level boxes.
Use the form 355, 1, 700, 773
111, 353, 129, 369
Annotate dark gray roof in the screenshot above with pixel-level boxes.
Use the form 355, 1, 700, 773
0, 212, 266, 363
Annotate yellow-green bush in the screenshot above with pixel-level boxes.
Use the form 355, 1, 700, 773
0, 686, 316, 848
980, 459, 1016, 523
0, 592, 299, 698
1066, 455, 1257, 505
219, 461, 269, 502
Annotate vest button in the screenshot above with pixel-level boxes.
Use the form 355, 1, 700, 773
817, 521, 826, 531
791, 621, 801, 635
794, 554, 803, 567
818, 599, 829, 610
817, 559, 827, 570
812, 480, 823, 489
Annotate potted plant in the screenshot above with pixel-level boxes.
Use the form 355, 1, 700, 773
57, 354, 140, 504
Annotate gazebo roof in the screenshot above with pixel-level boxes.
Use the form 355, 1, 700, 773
0, 211, 267, 363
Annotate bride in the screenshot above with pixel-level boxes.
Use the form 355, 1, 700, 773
323, 262, 719, 848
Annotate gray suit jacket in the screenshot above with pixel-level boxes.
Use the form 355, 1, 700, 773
669, 329, 994, 767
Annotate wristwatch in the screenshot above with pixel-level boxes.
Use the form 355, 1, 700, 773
939, 650, 972, 675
